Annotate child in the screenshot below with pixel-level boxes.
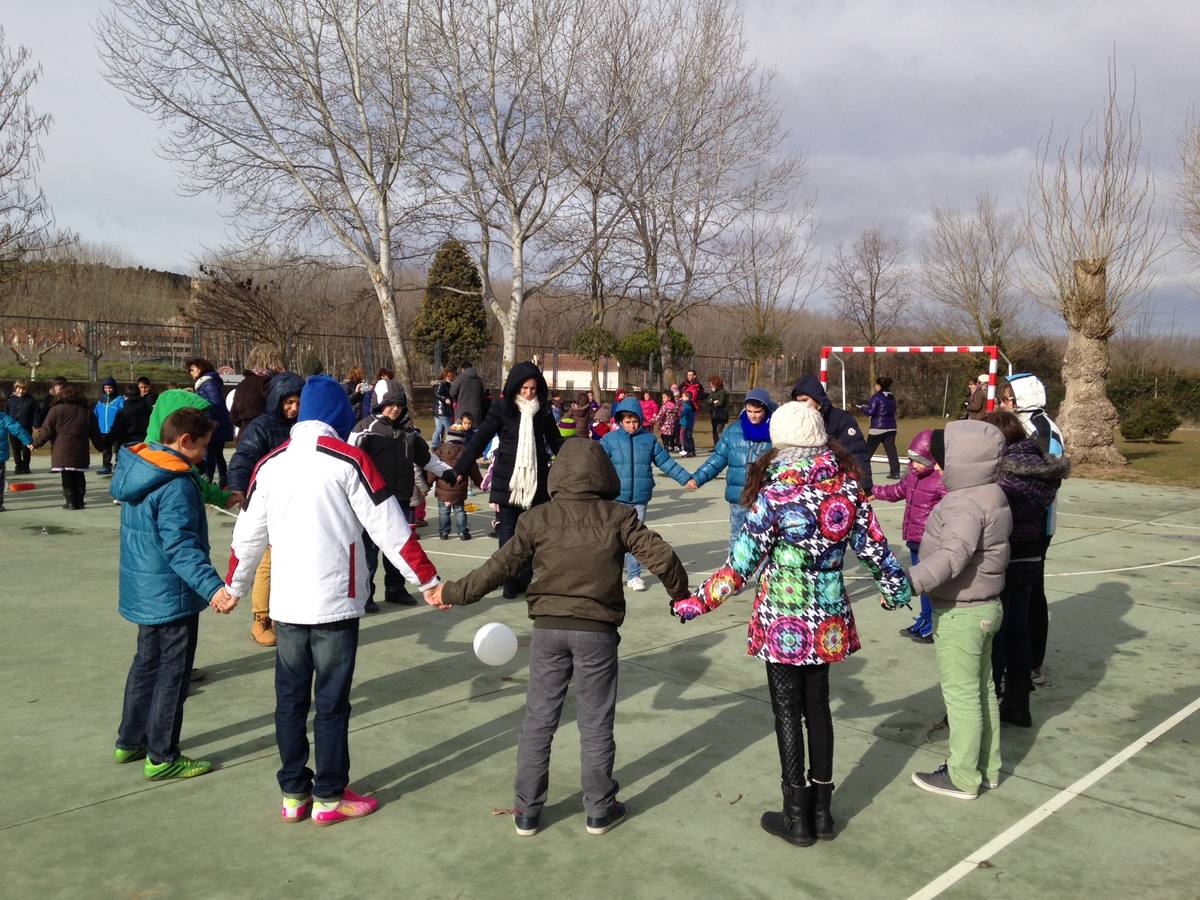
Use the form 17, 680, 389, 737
6, 379, 37, 474
656, 391, 678, 452
426, 439, 690, 837
32, 384, 92, 510
872, 429, 947, 643
226, 372, 305, 646
639, 391, 659, 430
0, 407, 33, 510
599, 398, 695, 591
677, 391, 697, 458
458, 411, 478, 447
590, 402, 613, 440
92, 376, 126, 475
111, 407, 232, 779
433, 424, 483, 539
145, 389, 233, 510
226, 375, 442, 826
908, 421, 1012, 800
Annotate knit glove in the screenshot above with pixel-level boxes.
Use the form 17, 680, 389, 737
439, 470, 459, 487
671, 596, 706, 623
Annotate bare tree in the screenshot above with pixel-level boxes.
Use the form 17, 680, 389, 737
1179, 110, 1200, 268
98, 0, 423, 393
7, 323, 67, 379
0, 28, 54, 288
730, 204, 818, 387
921, 193, 1025, 349
1026, 61, 1166, 466
825, 227, 909, 384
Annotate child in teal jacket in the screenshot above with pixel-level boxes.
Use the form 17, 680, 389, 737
0, 411, 33, 510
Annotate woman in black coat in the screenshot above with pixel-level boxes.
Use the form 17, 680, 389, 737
453, 360, 564, 597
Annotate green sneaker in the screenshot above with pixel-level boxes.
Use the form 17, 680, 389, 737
144, 756, 212, 780
114, 746, 146, 764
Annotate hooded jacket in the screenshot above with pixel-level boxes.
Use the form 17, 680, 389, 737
227, 417, 440, 625
93, 378, 126, 435
598, 398, 692, 504
441, 439, 690, 629
33, 397, 91, 469
453, 362, 563, 508
230, 369, 274, 432
112, 443, 225, 625
0, 412, 32, 465
1007, 373, 1064, 537
110, 390, 154, 449
860, 389, 897, 431
349, 385, 450, 503
790, 375, 873, 492
910, 420, 1012, 606
449, 366, 485, 422
679, 447, 911, 665
226, 372, 304, 494
432, 433, 483, 504
691, 390, 775, 504
998, 437, 1069, 558
6, 391, 38, 431
872, 429, 947, 543
193, 371, 235, 443
142, 389, 230, 508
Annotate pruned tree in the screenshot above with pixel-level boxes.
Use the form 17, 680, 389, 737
730, 204, 818, 388
825, 227, 909, 385
921, 193, 1024, 349
0, 28, 54, 289
410, 238, 489, 370
1026, 61, 1166, 466
98, 0, 423, 394
7, 324, 66, 380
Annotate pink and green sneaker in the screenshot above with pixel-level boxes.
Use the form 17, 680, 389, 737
281, 795, 312, 823
143, 756, 212, 780
311, 788, 379, 826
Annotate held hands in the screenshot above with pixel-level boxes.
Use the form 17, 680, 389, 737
210, 586, 240, 614
685, 479, 698, 491
423, 583, 450, 610
439, 470, 460, 487
670, 596, 705, 624
226, 490, 246, 510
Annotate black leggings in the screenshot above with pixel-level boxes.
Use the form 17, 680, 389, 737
866, 431, 900, 477
1030, 535, 1052, 670
766, 661, 833, 785
60, 471, 86, 508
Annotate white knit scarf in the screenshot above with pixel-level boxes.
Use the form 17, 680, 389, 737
508, 395, 541, 509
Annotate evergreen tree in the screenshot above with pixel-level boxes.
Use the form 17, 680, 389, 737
411, 239, 489, 366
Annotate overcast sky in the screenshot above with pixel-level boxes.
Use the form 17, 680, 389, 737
6, 0, 1200, 329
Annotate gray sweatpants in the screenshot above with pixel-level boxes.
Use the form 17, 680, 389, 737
516, 628, 620, 819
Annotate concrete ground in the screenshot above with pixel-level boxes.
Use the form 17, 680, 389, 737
1, 452, 1198, 899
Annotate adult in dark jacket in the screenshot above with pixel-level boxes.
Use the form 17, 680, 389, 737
186, 358, 234, 487
32, 385, 93, 508
706, 375, 730, 445
857, 377, 900, 479
453, 361, 564, 598
984, 411, 1069, 728
432, 367, 455, 449
449, 361, 485, 423
790, 374, 873, 493
690, 387, 775, 544
6, 380, 38, 474
230, 344, 285, 437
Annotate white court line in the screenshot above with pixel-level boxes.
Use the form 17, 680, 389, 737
1043, 552, 1200, 578
424, 548, 493, 561
907, 694, 1200, 900
1056, 511, 1200, 531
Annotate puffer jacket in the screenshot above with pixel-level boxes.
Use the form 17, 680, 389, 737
193, 372, 235, 443
872, 429, 946, 543
790, 375, 873, 492
349, 386, 448, 503
656, 401, 678, 435
112, 443, 225, 625
93, 378, 125, 435
432, 437, 482, 504
227, 419, 440, 624
691, 410, 773, 504
453, 362, 564, 508
677, 447, 911, 665
911, 420, 1013, 606
6, 392, 38, 431
440, 439, 690, 629
598, 398, 691, 504
1008, 373, 1064, 537
861, 390, 897, 431
998, 437, 1069, 559
0, 412, 32, 464
226, 372, 304, 493
110, 392, 154, 448
33, 399, 92, 469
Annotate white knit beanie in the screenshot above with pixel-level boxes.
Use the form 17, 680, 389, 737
769, 401, 827, 449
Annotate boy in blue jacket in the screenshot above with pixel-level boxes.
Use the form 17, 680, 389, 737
111, 407, 233, 780
93, 376, 126, 476
599, 398, 696, 591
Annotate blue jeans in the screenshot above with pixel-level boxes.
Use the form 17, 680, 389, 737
623, 502, 647, 579
729, 504, 749, 546
274, 618, 360, 801
117, 614, 200, 764
431, 415, 452, 449
908, 541, 932, 634
439, 499, 468, 537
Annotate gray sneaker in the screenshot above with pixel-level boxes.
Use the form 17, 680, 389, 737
912, 764, 977, 800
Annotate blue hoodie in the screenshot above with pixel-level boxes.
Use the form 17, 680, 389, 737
111, 443, 225, 625
94, 377, 126, 434
598, 398, 692, 504
299, 375, 356, 440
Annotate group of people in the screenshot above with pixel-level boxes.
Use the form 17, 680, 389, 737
97, 351, 1070, 850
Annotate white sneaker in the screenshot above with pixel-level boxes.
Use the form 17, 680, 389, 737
626, 577, 647, 592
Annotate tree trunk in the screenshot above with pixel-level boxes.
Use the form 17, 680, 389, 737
372, 277, 413, 399
502, 235, 525, 382
1059, 327, 1124, 466
657, 321, 674, 389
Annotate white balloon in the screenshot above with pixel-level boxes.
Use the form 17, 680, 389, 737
473, 622, 518, 667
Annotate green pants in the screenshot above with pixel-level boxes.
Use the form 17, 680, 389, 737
932, 600, 1003, 794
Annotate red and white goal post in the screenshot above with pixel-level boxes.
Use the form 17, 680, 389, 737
819, 345, 1011, 415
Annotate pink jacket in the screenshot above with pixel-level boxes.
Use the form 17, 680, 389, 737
873, 465, 946, 544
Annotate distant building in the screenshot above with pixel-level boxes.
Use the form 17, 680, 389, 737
541, 353, 620, 392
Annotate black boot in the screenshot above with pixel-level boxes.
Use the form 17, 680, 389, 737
811, 780, 835, 840
72, 474, 87, 509
760, 782, 815, 847
62, 482, 74, 509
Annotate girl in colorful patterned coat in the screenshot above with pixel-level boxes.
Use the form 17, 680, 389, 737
672, 401, 911, 847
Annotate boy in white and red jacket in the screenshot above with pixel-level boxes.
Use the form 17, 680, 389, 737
225, 376, 441, 827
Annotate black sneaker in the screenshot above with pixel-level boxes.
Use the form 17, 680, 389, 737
911, 764, 977, 800
514, 812, 540, 837
911, 632, 934, 645
385, 588, 418, 606
586, 800, 626, 835
460, 532, 471, 541
364, 599, 380, 614
439, 533, 449, 540
189, 668, 208, 683
1000, 707, 1033, 728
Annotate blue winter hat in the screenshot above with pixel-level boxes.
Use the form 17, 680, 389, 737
298, 375, 355, 440
744, 387, 776, 412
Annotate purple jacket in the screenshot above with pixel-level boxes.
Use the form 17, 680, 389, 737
859, 390, 897, 431
997, 437, 1070, 557
872, 429, 945, 543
